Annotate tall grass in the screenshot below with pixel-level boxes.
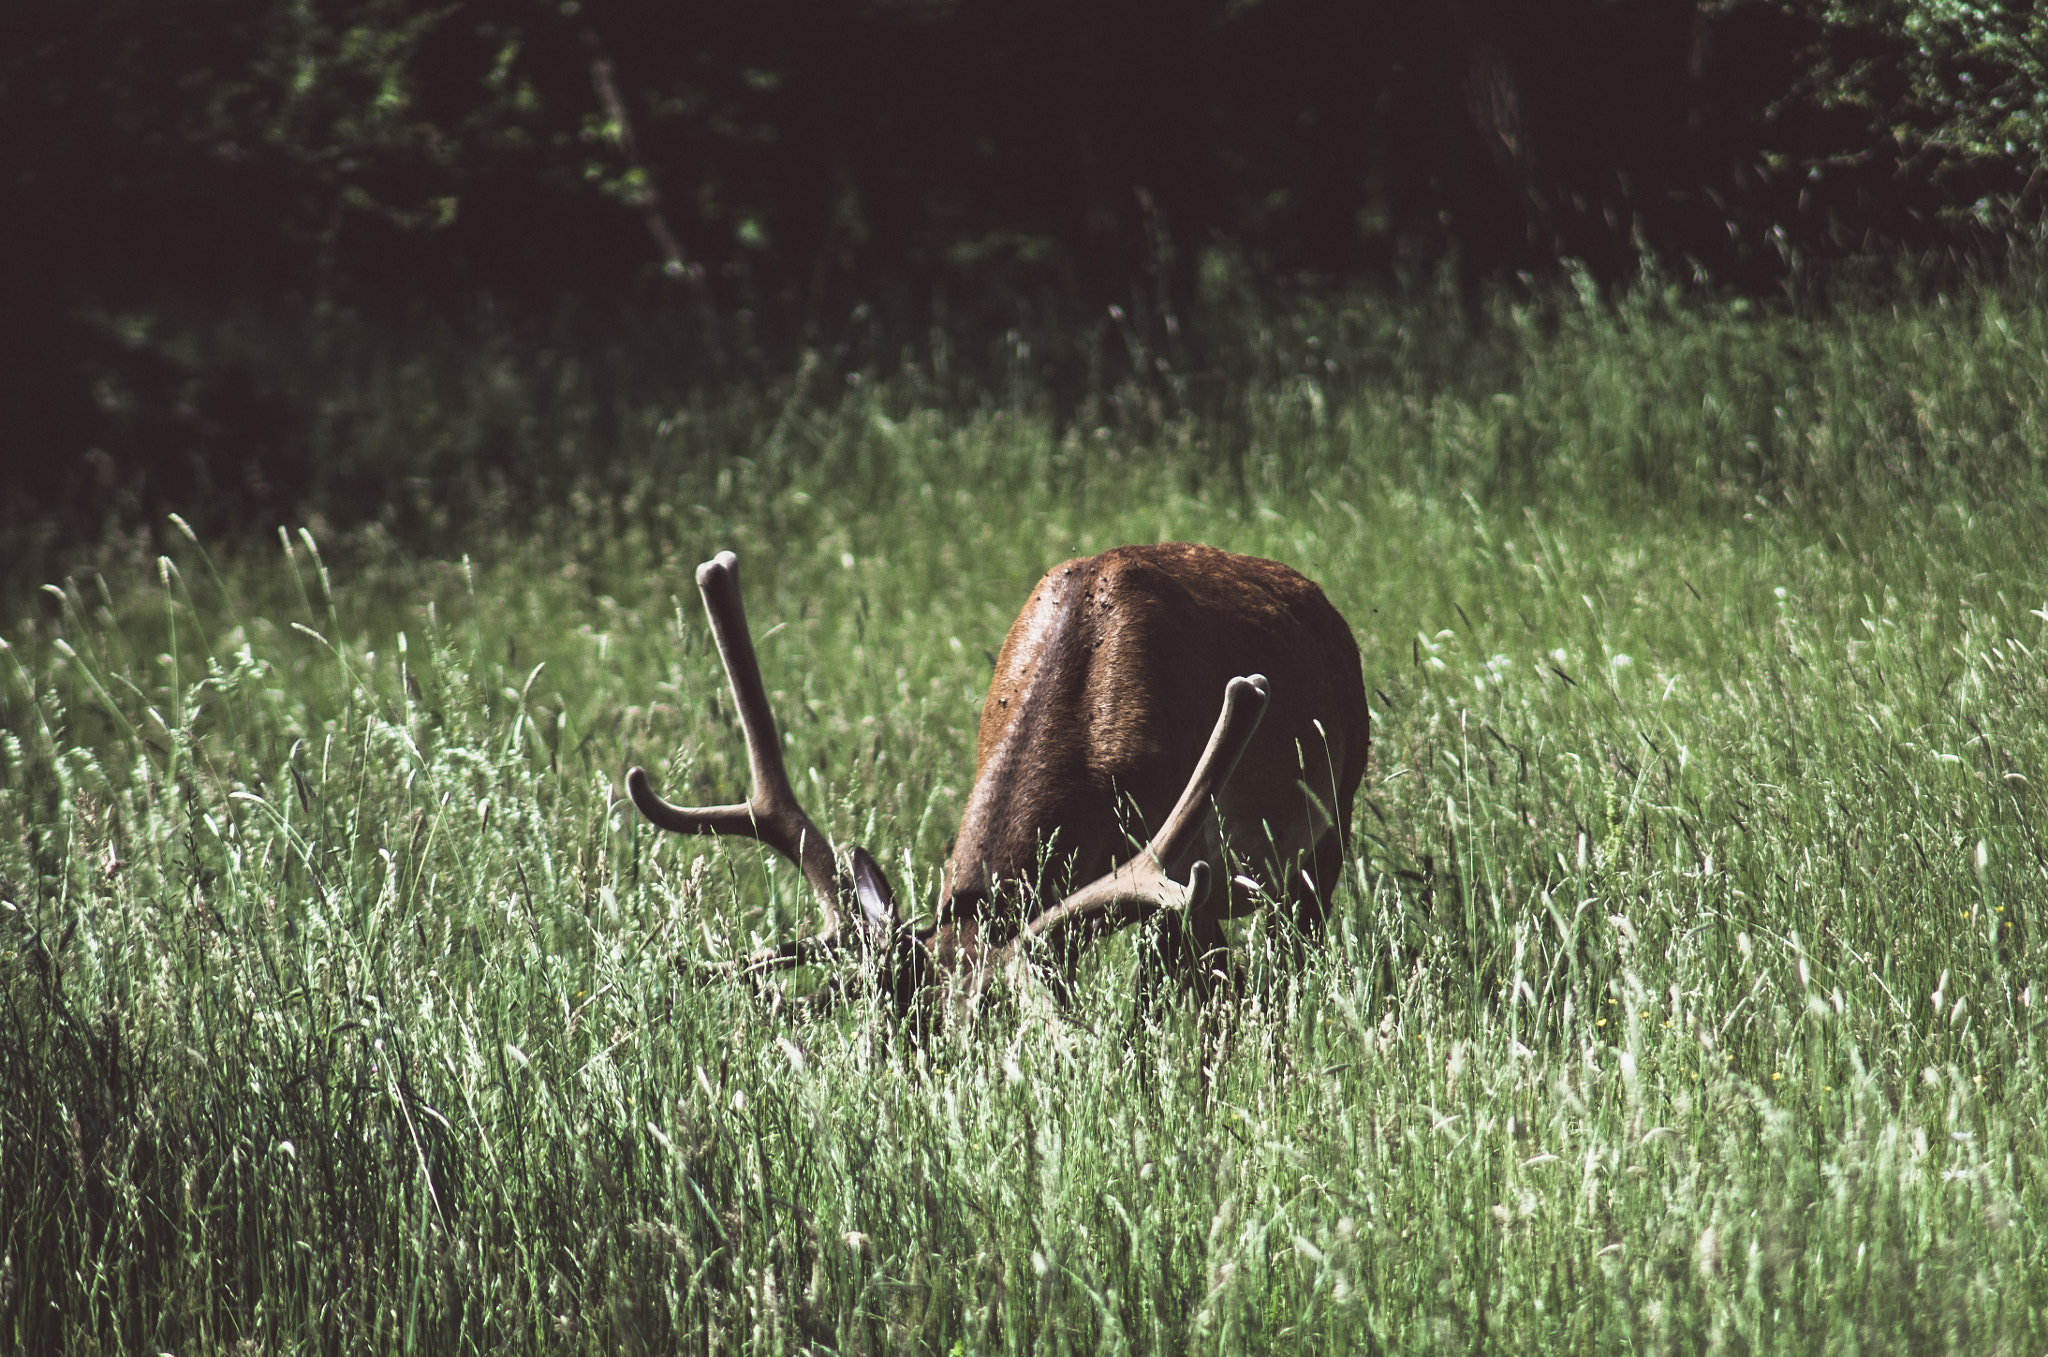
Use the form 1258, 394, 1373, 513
25, 259, 2048, 578
3, 274, 2047, 1351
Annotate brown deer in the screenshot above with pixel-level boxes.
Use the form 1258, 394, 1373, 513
624, 542, 1368, 1009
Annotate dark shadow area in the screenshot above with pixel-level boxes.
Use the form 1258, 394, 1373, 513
4, 0, 2043, 565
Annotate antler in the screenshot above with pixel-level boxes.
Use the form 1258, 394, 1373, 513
625, 551, 872, 966
978, 673, 1270, 990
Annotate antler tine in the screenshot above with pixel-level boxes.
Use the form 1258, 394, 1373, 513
625, 550, 846, 944
978, 673, 1270, 989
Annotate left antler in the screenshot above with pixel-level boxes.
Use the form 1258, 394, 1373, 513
626, 551, 895, 969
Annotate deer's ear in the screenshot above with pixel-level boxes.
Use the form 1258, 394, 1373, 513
850, 847, 899, 932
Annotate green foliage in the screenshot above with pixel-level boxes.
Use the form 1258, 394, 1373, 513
52, 257, 2047, 550
5, 278, 2048, 1350
13, 0, 2048, 319
1804, 0, 2048, 178
223, 0, 454, 230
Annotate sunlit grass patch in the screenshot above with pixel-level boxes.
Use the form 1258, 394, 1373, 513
4, 281, 2048, 1351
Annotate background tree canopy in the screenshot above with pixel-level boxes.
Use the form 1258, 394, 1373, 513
4, 0, 2044, 531
8, 0, 2045, 309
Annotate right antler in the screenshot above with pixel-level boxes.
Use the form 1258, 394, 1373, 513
625, 551, 878, 966
977, 672, 1270, 991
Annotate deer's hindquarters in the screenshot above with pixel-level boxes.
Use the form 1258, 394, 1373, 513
941, 542, 1368, 942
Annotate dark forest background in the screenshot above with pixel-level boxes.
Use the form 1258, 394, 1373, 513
5, 0, 2045, 535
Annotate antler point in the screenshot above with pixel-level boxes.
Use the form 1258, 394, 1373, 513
696, 550, 739, 590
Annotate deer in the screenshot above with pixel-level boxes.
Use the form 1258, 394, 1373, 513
624, 542, 1369, 1015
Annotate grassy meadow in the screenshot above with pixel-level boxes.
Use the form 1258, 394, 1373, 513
4, 276, 2048, 1352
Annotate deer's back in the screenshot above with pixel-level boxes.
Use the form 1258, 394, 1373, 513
945, 542, 1367, 913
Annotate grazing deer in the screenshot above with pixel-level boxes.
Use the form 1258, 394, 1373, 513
625, 543, 1368, 1010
